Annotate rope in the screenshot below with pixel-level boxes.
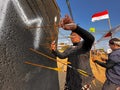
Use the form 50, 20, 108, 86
25, 61, 62, 72
30, 48, 94, 78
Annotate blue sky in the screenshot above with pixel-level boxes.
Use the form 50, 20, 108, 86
56, 0, 120, 51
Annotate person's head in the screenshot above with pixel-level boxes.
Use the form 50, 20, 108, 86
70, 32, 81, 43
109, 38, 120, 50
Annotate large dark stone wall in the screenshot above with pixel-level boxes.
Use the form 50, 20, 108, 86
0, 0, 60, 90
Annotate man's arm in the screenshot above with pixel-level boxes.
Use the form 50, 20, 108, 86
51, 41, 70, 59
94, 60, 116, 69
52, 50, 69, 59
73, 26, 95, 51
59, 14, 95, 47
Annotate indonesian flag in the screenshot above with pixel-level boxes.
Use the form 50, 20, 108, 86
91, 10, 109, 22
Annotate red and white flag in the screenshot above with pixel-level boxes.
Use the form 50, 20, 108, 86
91, 10, 109, 22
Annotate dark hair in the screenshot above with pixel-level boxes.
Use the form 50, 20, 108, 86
109, 38, 120, 46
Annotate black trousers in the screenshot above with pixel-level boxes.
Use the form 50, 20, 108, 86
64, 68, 82, 90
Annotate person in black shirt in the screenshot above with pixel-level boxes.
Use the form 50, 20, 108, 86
51, 15, 95, 90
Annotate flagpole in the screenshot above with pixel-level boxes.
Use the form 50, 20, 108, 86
108, 18, 112, 29
107, 18, 112, 38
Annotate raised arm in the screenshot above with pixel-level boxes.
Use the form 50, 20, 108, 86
59, 15, 95, 51
73, 26, 95, 51
51, 41, 69, 59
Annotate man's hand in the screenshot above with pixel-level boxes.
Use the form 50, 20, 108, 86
51, 41, 56, 51
59, 14, 77, 30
